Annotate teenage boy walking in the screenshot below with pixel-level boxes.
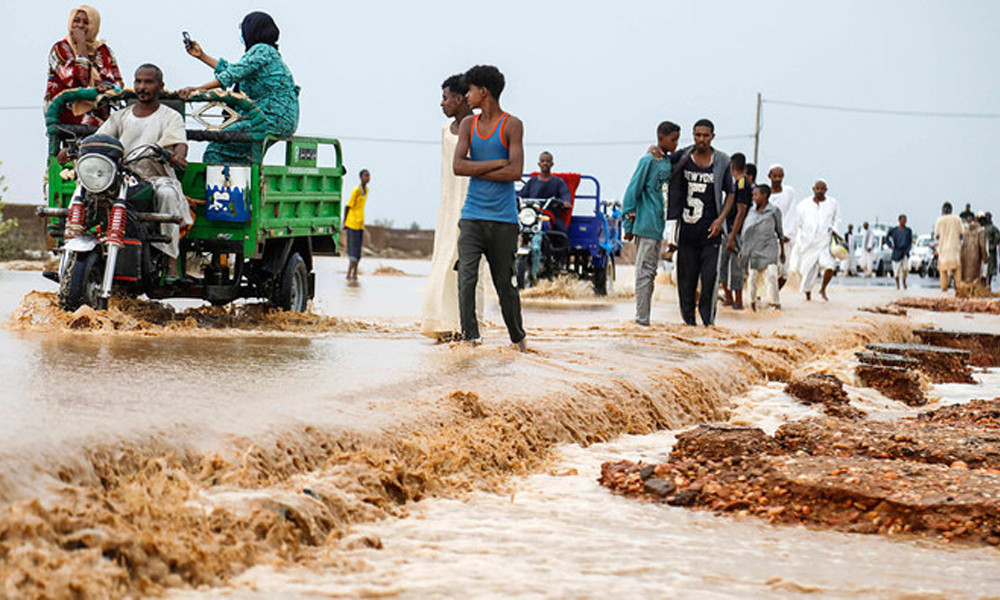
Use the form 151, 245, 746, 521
888, 214, 914, 290
622, 121, 680, 326
667, 119, 736, 326
452, 65, 527, 350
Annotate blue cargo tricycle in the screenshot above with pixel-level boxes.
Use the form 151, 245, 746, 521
515, 174, 622, 295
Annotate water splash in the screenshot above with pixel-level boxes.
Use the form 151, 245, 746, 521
3, 291, 389, 335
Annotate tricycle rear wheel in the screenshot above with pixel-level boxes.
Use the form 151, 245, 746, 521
593, 256, 615, 296
272, 252, 309, 312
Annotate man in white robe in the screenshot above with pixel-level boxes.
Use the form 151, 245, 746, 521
767, 164, 796, 289
860, 221, 875, 277
841, 224, 856, 275
791, 179, 840, 301
421, 75, 485, 340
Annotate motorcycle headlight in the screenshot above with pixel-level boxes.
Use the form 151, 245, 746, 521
75, 154, 116, 193
519, 208, 537, 227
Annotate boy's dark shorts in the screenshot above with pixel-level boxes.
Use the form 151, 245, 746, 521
345, 227, 363, 262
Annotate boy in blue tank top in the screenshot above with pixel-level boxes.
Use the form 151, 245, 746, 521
452, 65, 527, 351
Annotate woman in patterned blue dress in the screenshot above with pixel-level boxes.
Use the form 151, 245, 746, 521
179, 12, 300, 164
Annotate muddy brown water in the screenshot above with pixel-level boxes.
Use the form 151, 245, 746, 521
1, 258, 998, 598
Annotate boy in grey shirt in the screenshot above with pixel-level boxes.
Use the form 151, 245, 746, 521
740, 184, 785, 311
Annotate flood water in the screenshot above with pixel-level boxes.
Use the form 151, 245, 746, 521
171, 363, 1000, 600
1, 257, 997, 599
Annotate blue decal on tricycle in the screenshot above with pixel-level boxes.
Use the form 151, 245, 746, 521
206, 165, 251, 222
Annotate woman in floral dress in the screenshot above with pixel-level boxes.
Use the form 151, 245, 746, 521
45, 5, 123, 125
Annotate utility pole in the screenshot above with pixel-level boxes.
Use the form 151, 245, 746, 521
753, 92, 762, 165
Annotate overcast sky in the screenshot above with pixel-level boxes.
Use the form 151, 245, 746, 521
1, 0, 998, 234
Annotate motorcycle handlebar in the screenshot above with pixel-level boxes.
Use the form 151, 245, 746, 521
123, 144, 171, 167
518, 197, 561, 210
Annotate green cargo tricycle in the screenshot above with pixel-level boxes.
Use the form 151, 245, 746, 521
41, 87, 344, 312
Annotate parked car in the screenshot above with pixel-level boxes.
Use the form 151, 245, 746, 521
852, 226, 893, 276
910, 234, 935, 276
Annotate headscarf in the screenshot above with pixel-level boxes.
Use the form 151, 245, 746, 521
66, 6, 104, 58
65, 5, 106, 116
241, 12, 279, 51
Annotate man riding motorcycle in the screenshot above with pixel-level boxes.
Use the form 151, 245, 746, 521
59, 63, 191, 277
519, 151, 572, 235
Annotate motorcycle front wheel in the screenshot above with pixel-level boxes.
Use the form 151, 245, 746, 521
60, 251, 107, 311
515, 254, 531, 290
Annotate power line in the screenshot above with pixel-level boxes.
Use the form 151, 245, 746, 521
528, 133, 755, 146
339, 133, 755, 146
763, 98, 1000, 120
338, 135, 437, 145
2, 102, 756, 145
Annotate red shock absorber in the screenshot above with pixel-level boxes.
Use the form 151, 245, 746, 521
65, 200, 85, 239
107, 202, 127, 247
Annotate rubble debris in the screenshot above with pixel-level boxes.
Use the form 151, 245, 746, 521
917, 399, 1000, 429
859, 305, 907, 316
599, 401, 1000, 546
865, 343, 974, 384
669, 424, 776, 463
785, 373, 848, 405
784, 373, 867, 419
855, 364, 926, 407
914, 329, 1000, 368
773, 417, 1000, 470
643, 478, 676, 497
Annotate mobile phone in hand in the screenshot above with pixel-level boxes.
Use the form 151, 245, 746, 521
182, 31, 193, 50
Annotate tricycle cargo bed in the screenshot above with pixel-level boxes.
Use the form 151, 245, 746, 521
181, 137, 346, 258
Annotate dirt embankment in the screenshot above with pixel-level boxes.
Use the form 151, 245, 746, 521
894, 296, 1000, 314
0, 317, 913, 598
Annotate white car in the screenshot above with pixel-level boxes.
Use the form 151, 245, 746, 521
909, 234, 935, 275
853, 227, 894, 276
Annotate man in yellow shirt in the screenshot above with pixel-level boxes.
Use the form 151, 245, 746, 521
343, 169, 370, 281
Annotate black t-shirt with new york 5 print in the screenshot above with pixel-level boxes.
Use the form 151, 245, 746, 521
678, 156, 732, 246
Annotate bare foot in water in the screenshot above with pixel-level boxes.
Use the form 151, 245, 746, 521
820, 289, 829, 301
